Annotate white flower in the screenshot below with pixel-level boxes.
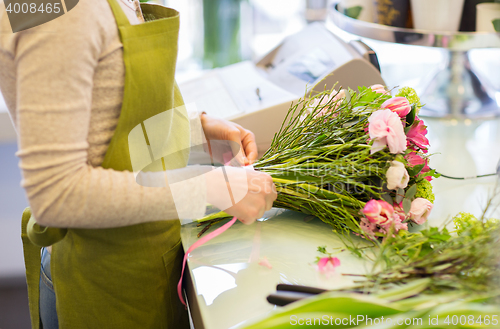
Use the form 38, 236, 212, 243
386, 161, 409, 190
409, 198, 433, 224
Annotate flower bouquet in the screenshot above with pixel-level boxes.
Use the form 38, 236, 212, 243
198, 84, 439, 238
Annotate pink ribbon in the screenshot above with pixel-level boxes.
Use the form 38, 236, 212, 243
177, 152, 252, 307
177, 216, 237, 307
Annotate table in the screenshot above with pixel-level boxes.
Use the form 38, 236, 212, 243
181, 210, 372, 329
180, 116, 500, 329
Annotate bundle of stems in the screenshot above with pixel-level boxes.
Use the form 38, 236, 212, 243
198, 87, 397, 236
342, 212, 500, 298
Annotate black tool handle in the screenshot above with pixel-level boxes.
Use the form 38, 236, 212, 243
267, 291, 316, 306
276, 284, 327, 295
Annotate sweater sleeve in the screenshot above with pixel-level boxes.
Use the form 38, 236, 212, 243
12, 0, 206, 228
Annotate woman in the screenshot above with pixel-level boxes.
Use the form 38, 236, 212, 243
0, 0, 277, 328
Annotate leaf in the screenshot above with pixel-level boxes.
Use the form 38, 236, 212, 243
421, 169, 441, 179
308, 134, 327, 147
395, 188, 405, 204
342, 117, 360, 128
357, 86, 390, 106
196, 211, 232, 223
407, 164, 424, 177
405, 184, 417, 200
376, 278, 431, 302
405, 104, 416, 127
381, 193, 393, 205
493, 19, 500, 32
403, 198, 412, 214
344, 5, 363, 19
239, 293, 404, 329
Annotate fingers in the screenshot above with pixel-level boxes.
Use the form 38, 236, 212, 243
201, 115, 258, 165
225, 127, 247, 166
240, 129, 258, 164
265, 195, 274, 211
265, 178, 277, 211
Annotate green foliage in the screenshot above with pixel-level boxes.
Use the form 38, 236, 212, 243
317, 245, 327, 254
415, 179, 435, 203
281, 214, 500, 329
407, 164, 424, 177
453, 212, 499, 239
405, 104, 417, 127
351, 214, 500, 296
396, 86, 423, 111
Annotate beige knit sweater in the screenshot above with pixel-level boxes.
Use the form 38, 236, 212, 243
0, 0, 207, 228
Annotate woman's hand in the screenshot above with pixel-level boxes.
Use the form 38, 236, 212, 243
205, 166, 277, 225
200, 113, 258, 165
200, 114, 276, 224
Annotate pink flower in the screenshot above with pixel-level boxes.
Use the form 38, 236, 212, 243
393, 203, 407, 222
381, 97, 411, 117
370, 84, 390, 95
409, 198, 433, 224
407, 119, 429, 151
362, 200, 395, 226
359, 217, 377, 239
391, 216, 408, 233
314, 90, 345, 118
406, 151, 433, 181
258, 256, 273, 269
378, 216, 408, 239
317, 257, 341, 278
386, 160, 410, 190
368, 109, 407, 154
405, 152, 429, 170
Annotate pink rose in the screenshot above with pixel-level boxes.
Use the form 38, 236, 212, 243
407, 119, 429, 151
368, 109, 407, 154
370, 84, 390, 95
409, 198, 433, 224
386, 160, 410, 190
362, 199, 394, 226
381, 97, 411, 117
317, 257, 341, 278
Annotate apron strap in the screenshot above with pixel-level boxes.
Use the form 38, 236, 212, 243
106, 0, 132, 28
21, 207, 42, 329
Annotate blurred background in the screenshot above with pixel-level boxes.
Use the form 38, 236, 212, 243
1, 0, 499, 328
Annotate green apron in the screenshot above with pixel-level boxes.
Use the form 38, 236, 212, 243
21, 1, 191, 327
